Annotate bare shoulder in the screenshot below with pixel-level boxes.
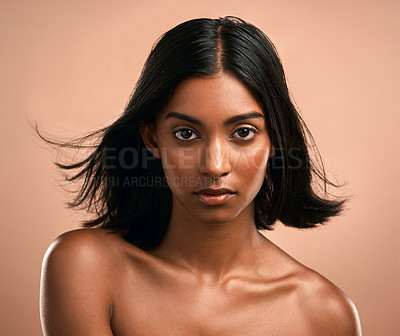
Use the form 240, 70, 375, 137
41, 227, 128, 298
40, 228, 125, 335
44, 227, 123, 260
260, 238, 361, 335
294, 266, 362, 336
42, 228, 124, 280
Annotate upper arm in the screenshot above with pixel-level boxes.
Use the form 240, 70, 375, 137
40, 229, 115, 336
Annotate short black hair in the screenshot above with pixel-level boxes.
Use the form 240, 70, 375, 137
37, 16, 348, 250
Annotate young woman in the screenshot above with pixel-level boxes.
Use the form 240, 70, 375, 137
39, 16, 362, 335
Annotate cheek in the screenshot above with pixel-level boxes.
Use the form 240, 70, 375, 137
159, 148, 199, 193
234, 146, 270, 197
160, 148, 198, 173
234, 146, 270, 173
253, 148, 271, 170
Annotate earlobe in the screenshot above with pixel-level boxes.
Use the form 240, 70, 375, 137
139, 123, 160, 159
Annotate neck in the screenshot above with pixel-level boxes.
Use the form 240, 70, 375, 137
148, 199, 266, 282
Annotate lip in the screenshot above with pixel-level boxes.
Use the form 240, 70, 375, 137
194, 188, 236, 205
196, 188, 235, 194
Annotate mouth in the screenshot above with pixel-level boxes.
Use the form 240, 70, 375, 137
194, 188, 236, 205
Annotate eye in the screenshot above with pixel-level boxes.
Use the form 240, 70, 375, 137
231, 127, 258, 140
173, 128, 199, 141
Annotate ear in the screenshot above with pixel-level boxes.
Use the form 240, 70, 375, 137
139, 123, 160, 159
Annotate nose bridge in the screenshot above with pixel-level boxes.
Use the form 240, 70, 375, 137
200, 135, 231, 177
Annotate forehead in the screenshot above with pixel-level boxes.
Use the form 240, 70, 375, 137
157, 72, 263, 122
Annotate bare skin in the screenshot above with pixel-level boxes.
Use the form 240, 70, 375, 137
40, 73, 362, 335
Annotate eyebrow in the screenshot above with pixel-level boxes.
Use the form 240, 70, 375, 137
164, 111, 264, 126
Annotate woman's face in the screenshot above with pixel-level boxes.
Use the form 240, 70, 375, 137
142, 72, 273, 224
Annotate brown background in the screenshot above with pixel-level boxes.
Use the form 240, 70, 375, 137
1, 0, 399, 335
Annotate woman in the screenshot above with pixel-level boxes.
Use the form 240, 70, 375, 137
39, 16, 362, 335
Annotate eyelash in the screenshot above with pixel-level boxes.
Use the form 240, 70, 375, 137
172, 127, 259, 141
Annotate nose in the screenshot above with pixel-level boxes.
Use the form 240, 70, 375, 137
199, 137, 231, 179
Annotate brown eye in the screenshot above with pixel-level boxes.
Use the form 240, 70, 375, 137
173, 128, 199, 140
232, 127, 257, 140
237, 128, 250, 137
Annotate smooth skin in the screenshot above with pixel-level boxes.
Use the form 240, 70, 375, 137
40, 72, 362, 335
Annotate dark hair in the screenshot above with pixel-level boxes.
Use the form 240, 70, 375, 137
36, 16, 348, 250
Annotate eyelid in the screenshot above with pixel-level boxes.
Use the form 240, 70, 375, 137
233, 125, 259, 132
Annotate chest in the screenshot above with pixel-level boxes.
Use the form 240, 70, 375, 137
109, 273, 307, 336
